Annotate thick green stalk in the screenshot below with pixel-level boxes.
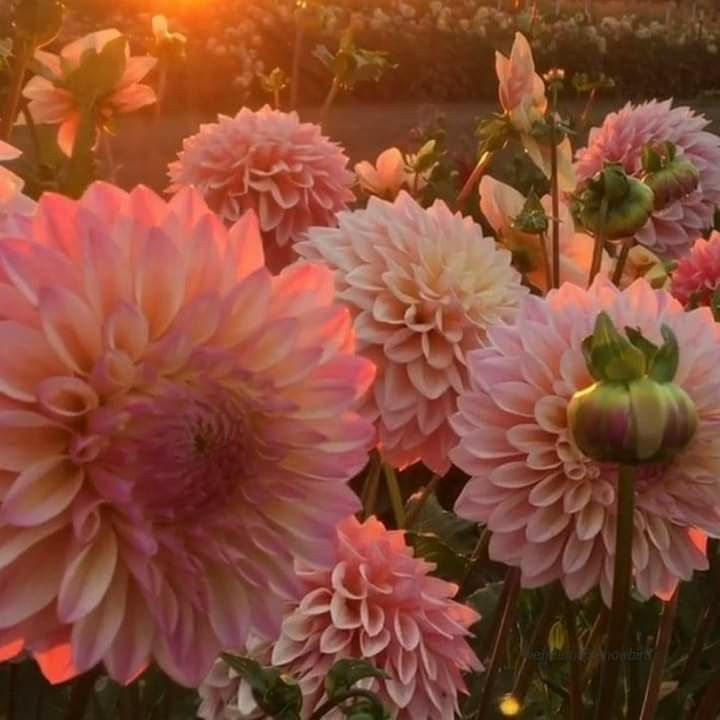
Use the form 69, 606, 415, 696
593, 464, 636, 720
383, 463, 406, 528
549, 117, 561, 289
638, 587, 679, 720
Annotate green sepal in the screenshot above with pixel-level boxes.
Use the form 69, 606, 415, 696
583, 312, 647, 382
648, 324, 680, 382
326, 660, 389, 700
512, 189, 548, 235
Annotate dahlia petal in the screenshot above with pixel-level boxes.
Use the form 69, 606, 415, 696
34, 639, 78, 685
1, 457, 82, 527
206, 568, 250, 648
0, 411, 68, 471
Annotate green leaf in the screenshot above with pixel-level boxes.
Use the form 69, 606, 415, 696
62, 35, 128, 105
648, 324, 680, 382
406, 531, 467, 582
221, 655, 270, 693
405, 495, 477, 554
465, 582, 504, 650
326, 660, 388, 699
345, 700, 391, 720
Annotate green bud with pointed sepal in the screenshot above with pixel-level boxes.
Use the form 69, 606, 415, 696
579, 164, 655, 240
568, 313, 698, 465
641, 142, 700, 211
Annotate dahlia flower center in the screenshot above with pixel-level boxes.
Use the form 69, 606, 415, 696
128, 384, 255, 521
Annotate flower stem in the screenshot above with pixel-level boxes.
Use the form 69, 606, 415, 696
472, 568, 522, 720
549, 116, 561, 290
593, 464, 635, 720
289, 19, 305, 110
611, 238, 634, 287
539, 231, 552, 291
383, 463, 406, 528
359, 453, 382, 519
638, 587, 679, 720
319, 77, 340, 125
589, 197, 609, 286
309, 689, 382, 720
64, 669, 99, 720
0, 37, 32, 142
580, 607, 609, 690
404, 473, 442, 528
512, 583, 565, 701
456, 150, 493, 211
565, 598, 584, 720
459, 528, 490, 597
680, 601, 720, 682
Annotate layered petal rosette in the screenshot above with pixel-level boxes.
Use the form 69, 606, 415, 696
451, 278, 720, 604
575, 100, 720, 257
671, 231, 720, 308
297, 192, 526, 473
0, 182, 375, 687
168, 107, 355, 270
271, 516, 481, 720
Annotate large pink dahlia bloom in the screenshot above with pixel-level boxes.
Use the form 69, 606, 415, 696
451, 278, 720, 604
0, 182, 375, 686
575, 100, 720, 257
22, 30, 156, 156
671, 231, 720, 308
297, 192, 526, 474
167, 106, 355, 270
270, 516, 481, 720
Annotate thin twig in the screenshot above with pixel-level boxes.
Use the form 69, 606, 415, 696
470, 568, 522, 720
512, 583, 565, 701
383, 464, 406, 528
565, 599, 584, 720
404, 473, 442, 528
359, 453, 382, 520
456, 150, 492, 211
549, 116, 561, 289
639, 587, 679, 720
459, 529, 490, 598
580, 607, 609, 690
611, 238, 634, 287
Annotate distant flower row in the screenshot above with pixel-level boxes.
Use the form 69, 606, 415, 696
53, 0, 720, 106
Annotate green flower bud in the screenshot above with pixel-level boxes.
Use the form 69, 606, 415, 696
548, 621, 567, 653
579, 164, 655, 239
512, 189, 549, 235
567, 313, 698, 465
641, 143, 700, 210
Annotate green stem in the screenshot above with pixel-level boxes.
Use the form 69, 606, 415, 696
638, 587, 679, 720
404, 473, 441, 529
63, 669, 99, 720
565, 599, 584, 720
459, 528, 490, 597
512, 583, 565, 702
680, 601, 720, 682
20, 102, 43, 167
611, 238, 634, 287
580, 607, 609, 690
539, 231, 552, 291
289, 19, 305, 110
471, 568, 522, 720
593, 464, 636, 720
0, 37, 33, 142
549, 116, 561, 290
457, 150, 493, 212
308, 689, 382, 720
383, 464, 406, 528
359, 453, 382, 520
319, 77, 340, 125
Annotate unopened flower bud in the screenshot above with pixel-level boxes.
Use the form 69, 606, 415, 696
579, 164, 655, 239
641, 143, 700, 210
567, 313, 698, 465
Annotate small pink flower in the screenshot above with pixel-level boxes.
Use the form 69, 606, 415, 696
479, 175, 607, 291
495, 34, 575, 191
270, 516, 481, 720
355, 148, 409, 198
671, 231, 720, 307
168, 106, 355, 272
451, 277, 720, 604
575, 100, 720, 257
22, 29, 157, 156
0, 182, 375, 687
298, 191, 526, 474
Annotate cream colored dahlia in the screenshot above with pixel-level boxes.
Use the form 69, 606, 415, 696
168, 106, 355, 270
0, 182, 375, 687
297, 191, 526, 474
451, 277, 720, 604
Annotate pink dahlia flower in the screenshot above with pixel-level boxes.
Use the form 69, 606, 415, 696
479, 175, 608, 292
671, 231, 720, 307
167, 106, 355, 271
575, 100, 720, 257
270, 515, 481, 720
451, 277, 720, 604
21, 30, 156, 157
297, 191, 526, 474
0, 182, 375, 687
